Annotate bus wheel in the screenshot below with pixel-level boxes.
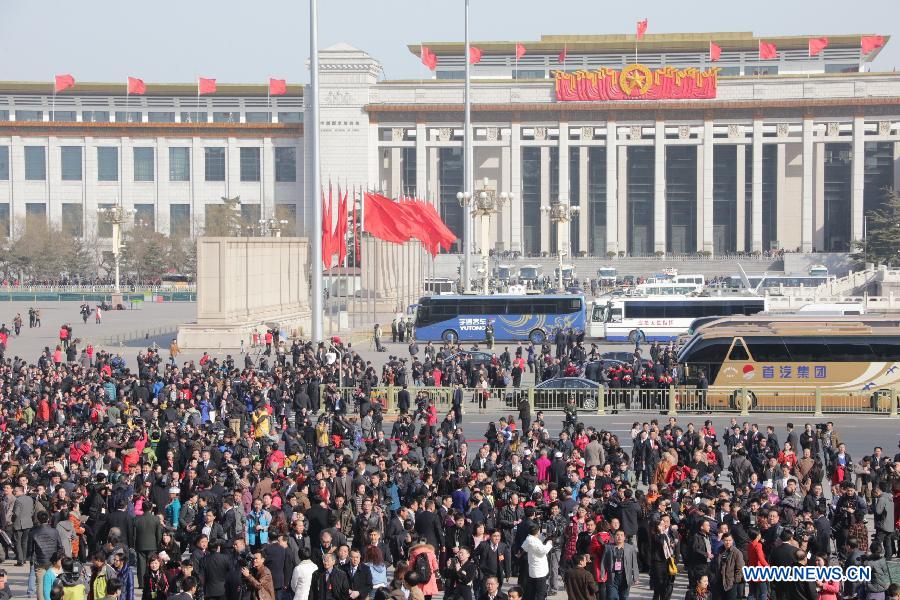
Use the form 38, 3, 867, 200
529, 329, 546, 344
441, 329, 459, 344
628, 329, 646, 344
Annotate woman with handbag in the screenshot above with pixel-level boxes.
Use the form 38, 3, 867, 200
649, 515, 678, 600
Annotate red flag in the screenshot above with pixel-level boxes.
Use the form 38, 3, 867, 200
709, 42, 722, 62
861, 35, 885, 55
198, 77, 217, 95
269, 78, 287, 96
808, 37, 829, 57
469, 46, 483, 65
363, 193, 414, 244
759, 41, 778, 60
127, 77, 146, 95
416, 200, 457, 255
351, 189, 360, 265
558, 45, 567, 65
636, 19, 648, 40
420, 45, 438, 71
322, 188, 333, 269
336, 189, 349, 265
515, 43, 527, 60
54, 74, 75, 93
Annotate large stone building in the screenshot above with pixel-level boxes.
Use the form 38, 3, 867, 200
1, 31, 898, 258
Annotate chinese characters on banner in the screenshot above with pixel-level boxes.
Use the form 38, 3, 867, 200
760, 365, 827, 379
555, 64, 719, 102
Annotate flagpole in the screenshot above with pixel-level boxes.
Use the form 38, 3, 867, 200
310, 0, 324, 343
462, 0, 473, 292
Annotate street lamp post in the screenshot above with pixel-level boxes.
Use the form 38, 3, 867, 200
456, 191, 473, 291
540, 200, 580, 290
472, 188, 507, 295
258, 218, 290, 237
98, 199, 134, 294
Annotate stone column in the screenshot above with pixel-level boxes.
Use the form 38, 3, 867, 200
702, 121, 714, 254
801, 118, 814, 252
540, 146, 550, 253
501, 141, 512, 251
814, 142, 825, 251
776, 142, 786, 250
617, 145, 628, 252
262, 138, 275, 218
558, 122, 570, 256
578, 146, 589, 254
654, 121, 666, 253
851, 116, 865, 242
751, 119, 763, 252
606, 121, 619, 254
736, 144, 746, 252
416, 123, 427, 200
510, 123, 522, 251
47, 136, 61, 229
390, 147, 402, 197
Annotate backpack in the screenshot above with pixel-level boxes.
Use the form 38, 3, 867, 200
414, 552, 432, 583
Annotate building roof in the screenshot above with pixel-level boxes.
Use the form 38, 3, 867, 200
409, 32, 888, 60
0, 81, 304, 97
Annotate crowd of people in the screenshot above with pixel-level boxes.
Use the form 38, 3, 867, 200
0, 327, 898, 600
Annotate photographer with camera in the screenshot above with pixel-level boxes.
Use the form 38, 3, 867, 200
520, 524, 553, 600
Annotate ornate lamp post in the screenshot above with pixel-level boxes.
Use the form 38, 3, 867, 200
472, 187, 507, 294
258, 218, 290, 237
455, 191, 473, 291
98, 199, 134, 294
541, 200, 580, 290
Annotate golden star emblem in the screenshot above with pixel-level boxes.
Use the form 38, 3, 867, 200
619, 64, 653, 96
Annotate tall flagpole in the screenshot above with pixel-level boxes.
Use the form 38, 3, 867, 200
310, 0, 324, 342
463, 0, 473, 292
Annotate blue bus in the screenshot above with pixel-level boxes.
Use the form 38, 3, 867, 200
414, 294, 586, 343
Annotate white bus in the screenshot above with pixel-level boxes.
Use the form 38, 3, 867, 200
588, 296, 768, 342
598, 267, 618, 286
520, 264, 542, 282
632, 282, 704, 296
674, 274, 706, 286
555, 264, 576, 283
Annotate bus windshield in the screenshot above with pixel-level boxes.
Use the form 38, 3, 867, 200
414, 294, 585, 344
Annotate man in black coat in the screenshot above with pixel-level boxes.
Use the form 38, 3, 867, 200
102, 499, 134, 549
618, 489, 640, 541
311, 553, 349, 600
264, 535, 296, 600
414, 500, 445, 550
343, 549, 372, 600
475, 530, 511, 587
306, 498, 331, 546
200, 541, 232, 600
397, 385, 411, 415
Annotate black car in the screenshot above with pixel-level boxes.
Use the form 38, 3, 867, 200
506, 376, 600, 410
446, 351, 494, 368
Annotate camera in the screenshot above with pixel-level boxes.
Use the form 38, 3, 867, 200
815, 423, 828, 432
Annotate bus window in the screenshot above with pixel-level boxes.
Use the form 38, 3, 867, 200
609, 308, 623, 323
744, 338, 791, 362
727, 339, 750, 361
592, 305, 606, 321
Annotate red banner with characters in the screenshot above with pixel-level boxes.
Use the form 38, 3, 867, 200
555, 64, 719, 102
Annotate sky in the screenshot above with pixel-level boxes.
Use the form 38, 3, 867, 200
1, 0, 899, 84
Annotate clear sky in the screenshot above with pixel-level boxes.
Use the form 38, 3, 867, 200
1, 0, 898, 84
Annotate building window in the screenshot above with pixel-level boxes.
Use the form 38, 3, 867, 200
97, 147, 119, 181
279, 112, 302, 123
439, 147, 464, 253
762, 145, 777, 251
180, 112, 208, 123
240, 203, 261, 231
24, 146, 47, 181
133, 147, 155, 181
521, 147, 541, 256
825, 64, 859, 73
863, 142, 894, 226
0, 110, 8, 121
82, 111, 110, 123
712, 145, 737, 255
170, 204, 191, 237
25, 203, 47, 231
588, 147, 607, 255
0, 204, 9, 238
169, 147, 191, 182
240, 147, 261, 182
514, 69, 546, 79
16, 110, 43, 122
746, 65, 778, 76
245, 112, 271, 123
134, 204, 155, 230
97, 203, 115, 237
436, 71, 465, 80
665, 145, 697, 255
402, 147, 417, 196
213, 112, 241, 123
115, 111, 142, 123
627, 146, 655, 255
62, 203, 83, 237
205, 147, 226, 181
275, 147, 296, 182
0, 146, 8, 180
51, 111, 77, 122
275, 204, 297, 235
549, 147, 560, 253
824, 142, 852, 252
147, 112, 175, 123
60, 146, 83, 181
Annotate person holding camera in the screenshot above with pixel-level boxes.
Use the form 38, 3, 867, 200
243, 550, 276, 600
444, 546, 477, 600
521, 524, 553, 600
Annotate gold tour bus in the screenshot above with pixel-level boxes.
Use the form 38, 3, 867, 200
677, 322, 900, 411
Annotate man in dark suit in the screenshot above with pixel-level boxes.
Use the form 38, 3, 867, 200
478, 576, 509, 600
134, 502, 163, 585
306, 498, 331, 547
311, 553, 349, 600
397, 385, 411, 415
414, 500, 444, 550
200, 540, 232, 600
343, 549, 372, 600
102, 499, 135, 549
476, 530, 511, 588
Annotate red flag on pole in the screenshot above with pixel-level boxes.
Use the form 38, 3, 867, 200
336, 189, 349, 265
709, 42, 722, 62
127, 77, 146, 95
198, 77, 217, 95
759, 41, 778, 60
558, 45, 567, 65
322, 189, 333, 269
861, 35, 885, 55
515, 43, 527, 60
54, 74, 75, 93
808, 37, 829, 57
420, 46, 438, 71
351, 189, 360, 265
269, 78, 287, 96
469, 46, 483, 65
363, 193, 414, 244
636, 19, 648, 40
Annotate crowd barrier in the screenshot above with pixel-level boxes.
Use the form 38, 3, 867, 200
331, 385, 900, 417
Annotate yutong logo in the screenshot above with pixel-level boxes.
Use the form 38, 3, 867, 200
459, 318, 487, 332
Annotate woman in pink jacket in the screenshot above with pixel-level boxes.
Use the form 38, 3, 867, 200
407, 540, 440, 600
